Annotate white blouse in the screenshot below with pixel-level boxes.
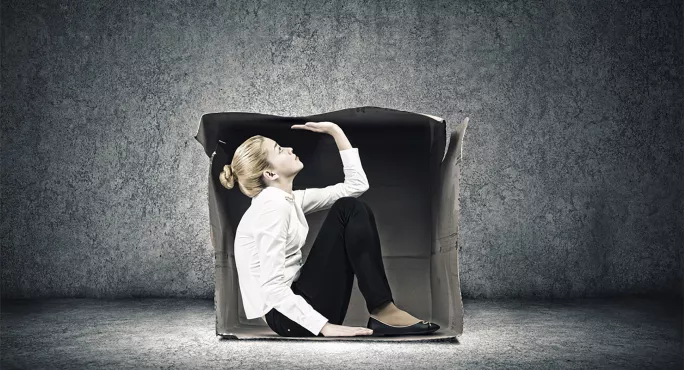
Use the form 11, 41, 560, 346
233, 147, 370, 336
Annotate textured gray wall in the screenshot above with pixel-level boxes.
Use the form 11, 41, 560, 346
1, 0, 681, 299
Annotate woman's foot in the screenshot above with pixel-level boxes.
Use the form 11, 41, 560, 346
370, 301, 422, 327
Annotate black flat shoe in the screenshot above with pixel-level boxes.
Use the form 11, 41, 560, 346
366, 316, 440, 336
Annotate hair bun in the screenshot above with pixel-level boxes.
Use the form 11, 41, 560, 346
220, 164, 235, 189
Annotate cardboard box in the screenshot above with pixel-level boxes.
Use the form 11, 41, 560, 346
194, 106, 468, 341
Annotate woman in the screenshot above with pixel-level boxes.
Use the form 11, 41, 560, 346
219, 121, 440, 337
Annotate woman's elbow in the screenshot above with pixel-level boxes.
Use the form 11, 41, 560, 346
354, 185, 369, 197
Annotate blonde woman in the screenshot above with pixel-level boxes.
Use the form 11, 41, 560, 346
220, 121, 439, 337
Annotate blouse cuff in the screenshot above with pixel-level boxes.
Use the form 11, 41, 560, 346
339, 147, 361, 167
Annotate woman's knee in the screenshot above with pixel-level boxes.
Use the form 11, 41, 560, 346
331, 197, 371, 214
333, 196, 358, 207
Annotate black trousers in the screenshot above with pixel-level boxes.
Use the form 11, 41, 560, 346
265, 197, 395, 337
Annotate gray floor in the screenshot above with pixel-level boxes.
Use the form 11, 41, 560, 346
1, 297, 681, 369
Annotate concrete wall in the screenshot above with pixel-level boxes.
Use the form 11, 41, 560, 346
1, 0, 681, 299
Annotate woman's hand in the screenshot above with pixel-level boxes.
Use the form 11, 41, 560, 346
291, 121, 339, 135
319, 322, 373, 337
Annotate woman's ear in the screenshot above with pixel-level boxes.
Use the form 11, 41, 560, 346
263, 170, 278, 181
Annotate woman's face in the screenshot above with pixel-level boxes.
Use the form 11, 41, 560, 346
263, 137, 303, 181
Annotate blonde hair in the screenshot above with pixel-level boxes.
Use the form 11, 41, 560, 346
219, 135, 272, 198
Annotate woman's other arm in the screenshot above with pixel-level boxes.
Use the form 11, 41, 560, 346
291, 123, 369, 215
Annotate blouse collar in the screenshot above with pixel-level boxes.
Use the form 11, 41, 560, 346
255, 186, 294, 202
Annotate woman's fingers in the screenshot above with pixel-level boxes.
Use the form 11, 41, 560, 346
291, 123, 323, 132
355, 327, 372, 335
290, 125, 312, 131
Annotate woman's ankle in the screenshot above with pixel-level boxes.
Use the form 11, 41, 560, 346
371, 301, 396, 315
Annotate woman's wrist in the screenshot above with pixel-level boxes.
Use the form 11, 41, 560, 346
327, 124, 342, 135
330, 126, 352, 151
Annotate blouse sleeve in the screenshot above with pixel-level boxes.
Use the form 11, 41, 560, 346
294, 148, 369, 215
254, 197, 329, 335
